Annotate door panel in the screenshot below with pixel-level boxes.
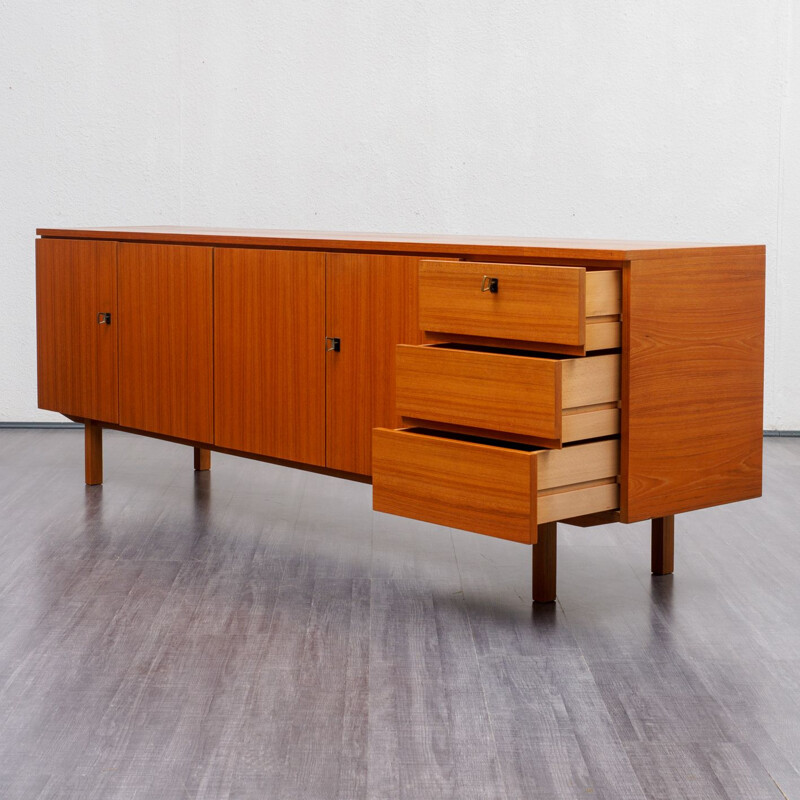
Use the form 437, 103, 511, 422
325, 254, 428, 475
118, 243, 213, 442
36, 238, 118, 423
325, 256, 372, 474
214, 248, 325, 465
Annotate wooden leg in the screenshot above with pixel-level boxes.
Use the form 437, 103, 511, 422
84, 421, 103, 486
651, 515, 675, 575
532, 521, 557, 603
194, 447, 211, 471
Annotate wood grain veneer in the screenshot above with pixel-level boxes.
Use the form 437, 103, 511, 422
419, 260, 588, 346
326, 254, 372, 474
118, 243, 214, 443
36, 226, 764, 261
621, 253, 765, 522
214, 248, 326, 466
325, 253, 430, 475
395, 344, 562, 440
36, 238, 119, 424
373, 428, 539, 544
372, 429, 620, 543
394, 345, 619, 444
418, 262, 621, 350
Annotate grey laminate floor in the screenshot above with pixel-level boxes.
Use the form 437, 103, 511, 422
0, 429, 798, 799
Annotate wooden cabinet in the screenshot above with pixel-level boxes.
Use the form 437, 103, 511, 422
34, 242, 427, 475
214, 248, 326, 466
35, 226, 766, 603
118, 243, 213, 442
36, 238, 119, 424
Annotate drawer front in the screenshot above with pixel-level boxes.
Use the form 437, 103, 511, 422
372, 429, 619, 544
418, 261, 621, 347
395, 344, 620, 443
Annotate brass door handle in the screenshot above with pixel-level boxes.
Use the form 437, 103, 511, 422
326, 337, 340, 352
97, 312, 111, 324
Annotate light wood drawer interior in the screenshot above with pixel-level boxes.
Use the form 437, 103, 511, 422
418, 261, 621, 350
372, 428, 619, 544
395, 344, 620, 444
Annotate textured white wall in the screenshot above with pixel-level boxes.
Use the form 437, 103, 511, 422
1, 0, 797, 427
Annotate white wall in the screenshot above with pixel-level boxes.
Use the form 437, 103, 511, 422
2, 0, 798, 428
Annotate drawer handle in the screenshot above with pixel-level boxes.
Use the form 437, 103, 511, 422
481, 276, 499, 294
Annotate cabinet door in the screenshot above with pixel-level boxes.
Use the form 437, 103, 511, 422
36, 238, 119, 423
118, 243, 213, 442
214, 248, 326, 465
326, 254, 428, 475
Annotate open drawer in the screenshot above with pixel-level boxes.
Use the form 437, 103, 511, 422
372, 428, 619, 544
418, 261, 621, 351
395, 343, 620, 445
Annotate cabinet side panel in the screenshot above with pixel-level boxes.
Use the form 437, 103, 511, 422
118, 244, 214, 442
621, 253, 764, 522
215, 248, 326, 466
36, 238, 118, 423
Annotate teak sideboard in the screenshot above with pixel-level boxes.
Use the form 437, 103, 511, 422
35, 227, 766, 602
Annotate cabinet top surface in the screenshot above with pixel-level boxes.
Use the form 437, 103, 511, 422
36, 226, 765, 261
